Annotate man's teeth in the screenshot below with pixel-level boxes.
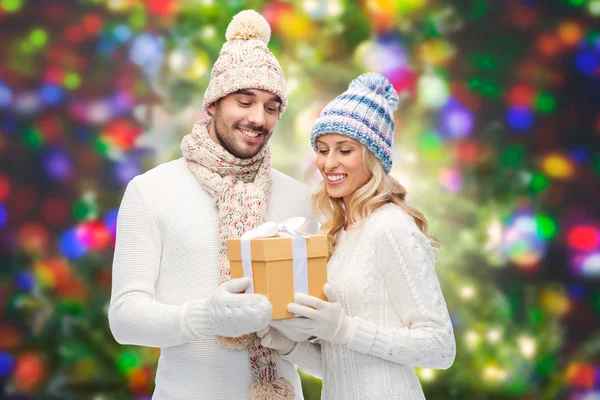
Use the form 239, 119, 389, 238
328, 174, 347, 182
240, 128, 260, 138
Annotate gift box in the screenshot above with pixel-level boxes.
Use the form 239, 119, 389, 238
226, 220, 328, 319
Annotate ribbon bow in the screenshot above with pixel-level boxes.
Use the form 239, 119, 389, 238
241, 217, 308, 240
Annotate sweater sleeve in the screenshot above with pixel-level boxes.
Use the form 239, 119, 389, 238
344, 221, 456, 369
281, 340, 322, 378
108, 177, 203, 348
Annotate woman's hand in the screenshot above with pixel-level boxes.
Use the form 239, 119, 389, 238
285, 283, 354, 345
257, 326, 296, 355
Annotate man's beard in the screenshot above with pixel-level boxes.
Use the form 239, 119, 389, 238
213, 117, 268, 159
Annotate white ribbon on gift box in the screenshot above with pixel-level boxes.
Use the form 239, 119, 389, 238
239, 217, 309, 297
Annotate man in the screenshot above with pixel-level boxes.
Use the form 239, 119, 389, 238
108, 10, 317, 400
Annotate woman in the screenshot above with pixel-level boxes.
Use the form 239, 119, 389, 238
258, 73, 456, 399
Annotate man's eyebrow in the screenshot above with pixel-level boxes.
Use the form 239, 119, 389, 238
233, 89, 281, 103
234, 89, 256, 97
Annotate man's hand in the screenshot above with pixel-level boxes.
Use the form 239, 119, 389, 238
202, 277, 272, 337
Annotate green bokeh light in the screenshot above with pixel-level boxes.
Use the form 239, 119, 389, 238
500, 144, 525, 167
117, 352, 140, 374
469, 52, 498, 71
529, 172, 549, 192
23, 126, 43, 148
1, 0, 22, 13
468, 77, 502, 98
30, 28, 48, 47
536, 214, 558, 240
535, 93, 557, 114
527, 307, 546, 327
64, 73, 81, 90
73, 200, 98, 221
419, 131, 444, 159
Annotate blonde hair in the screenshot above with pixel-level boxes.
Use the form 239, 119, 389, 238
307, 146, 439, 258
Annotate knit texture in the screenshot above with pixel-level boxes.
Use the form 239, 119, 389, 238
282, 203, 456, 400
109, 157, 318, 399
180, 119, 291, 398
203, 10, 288, 114
310, 72, 399, 173
188, 279, 273, 338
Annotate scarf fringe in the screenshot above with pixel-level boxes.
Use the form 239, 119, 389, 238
250, 377, 295, 400
217, 333, 256, 350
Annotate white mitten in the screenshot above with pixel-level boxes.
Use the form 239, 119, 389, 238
269, 319, 312, 342
257, 326, 296, 355
187, 278, 272, 338
286, 283, 354, 345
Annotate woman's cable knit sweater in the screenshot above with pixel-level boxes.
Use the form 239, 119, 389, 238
108, 157, 319, 400
281, 203, 456, 400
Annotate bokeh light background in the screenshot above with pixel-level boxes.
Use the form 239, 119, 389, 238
1, 0, 599, 399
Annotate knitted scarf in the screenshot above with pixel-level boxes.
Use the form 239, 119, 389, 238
181, 119, 294, 399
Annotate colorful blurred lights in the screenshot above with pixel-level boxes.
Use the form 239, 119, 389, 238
581, 253, 600, 277
44, 148, 73, 181
439, 103, 474, 138
568, 225, 599, 252
14, 271, 36, 292
542, 153, 574, 179
0, 204, 7, 228
0, 174, 10, 201
0, 352, 15, 377
418, 368, 436, 382
459, 285, 475, 300
518, 336, 537, 358
78, 221, 112, 250
482, 365, 508, 382
1, 0, 23, 13
536, 214, 558, 240
104, 208, 119, 237
129, 33, 163, 68
486, 328, 503, 343
464, 330, 481, 349
418, 73, 449, 109
439, 167, 463, 193
59, 228, 89, 260
589, 0, 600, 16
576, 49, 599, 76
0, 81, 12, 108
507, 106, 534, 131
566, 363, 596, 389
355, 40, 408, 74
501, 213, 547, 269
113, 25, 133, 42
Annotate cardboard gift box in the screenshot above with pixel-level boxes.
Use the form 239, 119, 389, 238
227, 234, 328, 319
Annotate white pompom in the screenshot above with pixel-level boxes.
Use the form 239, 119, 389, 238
225, 10, 271, 44
349, 72, 399, 112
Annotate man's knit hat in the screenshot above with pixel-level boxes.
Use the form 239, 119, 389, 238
310, 72, 399, 173
203, 10, 288, 114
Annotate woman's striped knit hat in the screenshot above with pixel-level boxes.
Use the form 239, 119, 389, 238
310, 72, 399, 173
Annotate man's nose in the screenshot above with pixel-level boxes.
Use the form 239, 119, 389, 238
247, 105, 266, 127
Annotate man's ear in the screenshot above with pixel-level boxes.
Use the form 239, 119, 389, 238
206, 102, 216, 117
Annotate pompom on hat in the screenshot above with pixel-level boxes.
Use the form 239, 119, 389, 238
310, 72, 399, 173
203, 10, 288, 115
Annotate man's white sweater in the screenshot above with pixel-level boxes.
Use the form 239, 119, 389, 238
108, 157, 318, 400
